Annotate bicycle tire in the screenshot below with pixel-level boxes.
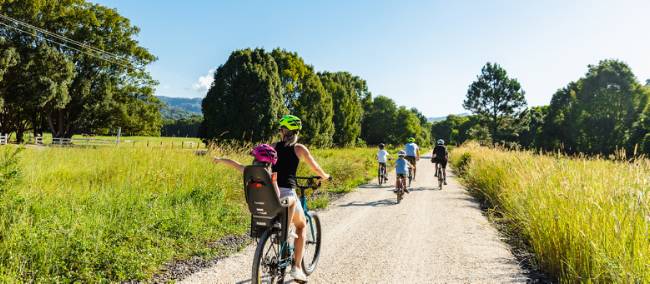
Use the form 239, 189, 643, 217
378, 166, 383, 185
302, 212, 322, 275
252, 229, 284, 284
438, 165, 444, 190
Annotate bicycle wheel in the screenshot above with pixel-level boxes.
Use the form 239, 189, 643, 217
408, 170, 412, 187
302, 212, 322, 275
396, 178, 404, 203
438, 165, 444, 190
252, 229, 285, 284
378, 166, 383, 185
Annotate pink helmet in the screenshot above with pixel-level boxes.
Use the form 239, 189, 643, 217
250, 144, 278, 165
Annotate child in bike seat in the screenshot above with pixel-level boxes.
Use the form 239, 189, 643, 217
211, 144, 301, 240
211, 144, 298, 205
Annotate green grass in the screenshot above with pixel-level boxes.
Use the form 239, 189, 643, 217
0, 145, 374, 282
450, 143, 650, 283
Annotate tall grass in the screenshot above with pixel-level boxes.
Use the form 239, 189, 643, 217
450, 143, 650, 283
0, 145, 374, 282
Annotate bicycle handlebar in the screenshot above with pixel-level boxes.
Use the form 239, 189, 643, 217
295, 176, 332, 190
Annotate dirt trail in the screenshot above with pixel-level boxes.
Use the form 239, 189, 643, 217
180, 158, 528, 283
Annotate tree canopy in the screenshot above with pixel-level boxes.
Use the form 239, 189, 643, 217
271, 49, 334, 147
435, 59, 650, 157
318, 71, 366, 146
200, 48, 284, 142
464, 62, 527, 144
540, 60, 648, 155
0, 0, 160, 141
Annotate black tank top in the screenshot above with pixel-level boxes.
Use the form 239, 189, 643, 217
272, 142, 299, 188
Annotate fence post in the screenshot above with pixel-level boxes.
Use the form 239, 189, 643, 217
116, 127, 121, 145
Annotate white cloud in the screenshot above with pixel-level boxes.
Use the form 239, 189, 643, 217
192, 68, 216, 92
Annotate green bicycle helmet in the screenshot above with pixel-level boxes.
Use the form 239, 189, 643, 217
279, 115, 302, 131
407, 137, 416, 143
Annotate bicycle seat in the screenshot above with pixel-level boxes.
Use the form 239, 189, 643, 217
243, 165, 288, 238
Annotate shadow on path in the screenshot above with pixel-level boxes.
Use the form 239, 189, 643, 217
339, 198, 396, 207
358, 184, 393, 189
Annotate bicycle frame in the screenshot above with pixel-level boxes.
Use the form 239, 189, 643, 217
272, 184, 317, 271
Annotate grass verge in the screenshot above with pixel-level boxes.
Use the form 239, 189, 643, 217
0, 145, 374, 282
450, 143, 650, 283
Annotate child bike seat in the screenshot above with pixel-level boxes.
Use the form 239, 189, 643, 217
243, 165, 289, 238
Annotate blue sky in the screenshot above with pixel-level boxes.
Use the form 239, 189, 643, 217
93, 0, 650, 117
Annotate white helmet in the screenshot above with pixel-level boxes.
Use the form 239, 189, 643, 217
397, 150, 406, 157
437, 139, 445, 145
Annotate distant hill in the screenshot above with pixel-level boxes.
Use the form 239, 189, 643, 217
427, 116, 447, 123
427, 113, 470, 123
157, 96, 202, 120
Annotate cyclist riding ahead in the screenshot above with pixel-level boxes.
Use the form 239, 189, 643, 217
394, 150, 414, 199
404, 137, 420, 181
377, 143, 389, 184
432, 139, 449, 185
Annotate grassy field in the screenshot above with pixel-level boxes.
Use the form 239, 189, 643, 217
450, 143, 650, 283
0, 144, 375, 282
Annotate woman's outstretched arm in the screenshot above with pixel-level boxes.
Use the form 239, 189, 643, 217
294, 144, 330, 179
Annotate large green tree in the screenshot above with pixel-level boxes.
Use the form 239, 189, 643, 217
431, 114, 469, 145
572, 60, 646, 154
2, 43, 74, 142
271, 49, 334, 146
542, 60, 649, 155
394, 106, 423, 144
200, 48, 284, 142
518, 106, 548, 149
464, 62, 527, 144
361, 95, 398, 145
541, 82, 580, 152
318, 71, 366, 146
0, 0, 160, 138
409, 108, 432, 146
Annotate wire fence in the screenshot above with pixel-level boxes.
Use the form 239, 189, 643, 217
1, 134, 205, 149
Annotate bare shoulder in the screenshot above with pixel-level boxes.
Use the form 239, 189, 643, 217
294, 143, 309, 153
294, 144, 314, 158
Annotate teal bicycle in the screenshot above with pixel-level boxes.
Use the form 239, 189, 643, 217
244, 171, 324, 284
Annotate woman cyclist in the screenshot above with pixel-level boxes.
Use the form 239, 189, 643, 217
272, 115, 330, 282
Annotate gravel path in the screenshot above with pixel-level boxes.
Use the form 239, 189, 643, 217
180, 158, 528, 283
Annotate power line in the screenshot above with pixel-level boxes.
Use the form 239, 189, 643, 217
0, 13, 141, 70
0, 13, 128, 65
0, 20, 126, 69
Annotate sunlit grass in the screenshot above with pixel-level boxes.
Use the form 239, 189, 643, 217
451, 143, 650, 283
0, 145, 374, 282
